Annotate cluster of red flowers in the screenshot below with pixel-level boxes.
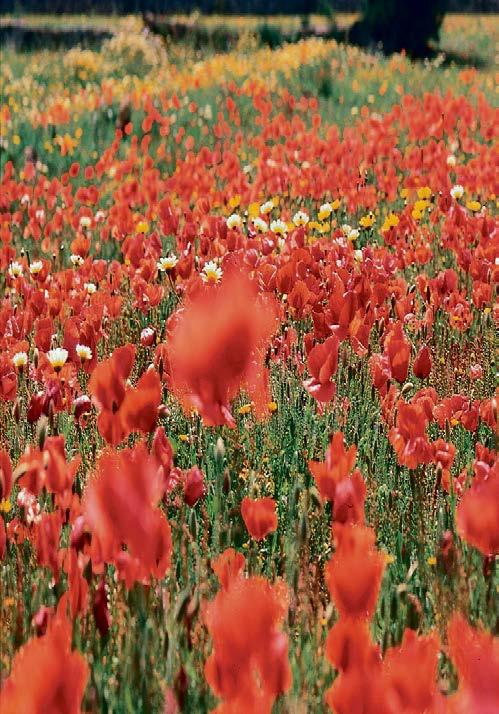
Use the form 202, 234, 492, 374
0, 72, 497, 711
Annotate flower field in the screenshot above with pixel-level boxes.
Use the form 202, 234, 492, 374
0, 13, 498, 713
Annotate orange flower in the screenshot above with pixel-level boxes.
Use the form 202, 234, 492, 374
204, 571, 291, 713
83, 444, 171, 586
326, 524, 385, 620
167, 270, 277, 427
446, 613, 499, 714
241, 497, 278, 541
413, 344, 432, 379
389, 402, 433, 469
303, 335, 339, 403
89, 344, 161, 445
0, 596, 88, 714
456, 468, 499, 555
309, 432, 357, 502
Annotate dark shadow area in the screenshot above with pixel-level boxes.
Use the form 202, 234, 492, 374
0, 23, 112, 50
332, 22, 490, 69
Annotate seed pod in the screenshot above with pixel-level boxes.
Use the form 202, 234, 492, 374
189, 509, 198, 541
214, 437, 225, 463
37, 416, 48, 451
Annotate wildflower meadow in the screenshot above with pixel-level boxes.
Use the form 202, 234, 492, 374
0, 8, 498, 714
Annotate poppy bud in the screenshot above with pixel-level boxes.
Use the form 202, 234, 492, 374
32, 605, 52, 637
12, 399, 21, 424
413, 345, 432, 379
73, 395, 92, 423
37, 416, 48, 451
400, 382, 414, 397
93, 577, 110, 638
222, 469, 231, 494
189, 509, 198, 540
183, 467, 206, 507
158, 404, 170, 419
140, 327, 156, 347
214, 437, 225, 463
70, 515, 91, 552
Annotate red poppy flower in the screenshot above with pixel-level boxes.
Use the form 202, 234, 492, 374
413, 344, 432, 379
0, 449, 12, 501
0, 596, 88, 714
83, 443, 171, 585
383, 629, 442, 713
183, 466, 207, 507
303, 335, 339, 403
204, 574, 291, 713
89, 344, 161, 445
212, 548, 246, 591
167, 271, 277, 427
241, 497, 278, 540
384, 322, 411, 384
456, 468, 499, 555
446, 613, 499, 714
389, 402, 433, 469
309, 432, 357, 502
326, 524, 385, 620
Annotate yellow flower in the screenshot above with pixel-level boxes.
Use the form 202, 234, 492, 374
248, 202, 260, 219
179, 434, 189, 442
359, 212, 375, 228
136, 221, 149, 234
268, 401, 278, 413
414, 199, 429, 212
466, 200, 481, 212
417, 186, 432, 200
228, 194, 241, 209
238, 403, 253, 415
0, 499, 11, 513
382, 213, 400, 231
427, 556, 437, 566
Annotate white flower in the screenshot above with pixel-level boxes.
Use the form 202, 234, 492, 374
450, 185, 464, 200
201, 260, 223, 284
29, 260, 43, 275
270, 219, 288, 236
341, 224, 359, 241
354, 249, 363, 263
35, 209, 45, 224
447, 154, 456, 167
21, 193, 30, 206
8, 261, 23, 278
260, 200, 274, 215
70, 254, 84, 267
47, 347, 68, 371
79, 216, 91, 229
252, 217, 268, 233
318, 202, 332, 219
12, 351, 28, 369
157, 255, 178, 271
95, 210, 106, 222
76, 344, 92, 361
17, 489, 41, 524
293, 210, 309, 227
84, 282, 97, 295
226, 213, 242, 230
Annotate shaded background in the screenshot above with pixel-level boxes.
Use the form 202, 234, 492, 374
1, 0, 497, 14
